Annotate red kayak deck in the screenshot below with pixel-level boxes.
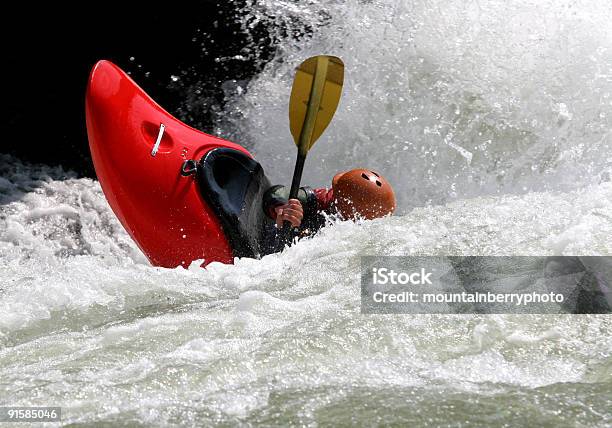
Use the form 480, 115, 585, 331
86, 60, 251, 267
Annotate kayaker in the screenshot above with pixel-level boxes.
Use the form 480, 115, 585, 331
262, 168, 397, 236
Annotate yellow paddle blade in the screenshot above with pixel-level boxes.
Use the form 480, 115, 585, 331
289, 55, 344, 156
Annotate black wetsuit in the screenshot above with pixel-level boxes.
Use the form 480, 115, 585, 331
262, 185, 329, 236
259, 185, 332, 255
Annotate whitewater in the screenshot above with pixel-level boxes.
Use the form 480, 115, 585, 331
2, 0, 612, 426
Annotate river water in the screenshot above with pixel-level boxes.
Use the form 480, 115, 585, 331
1, 0, 612, 426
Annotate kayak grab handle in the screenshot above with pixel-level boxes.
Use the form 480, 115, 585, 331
180, 160, 198, 176
151, 123, 166, 157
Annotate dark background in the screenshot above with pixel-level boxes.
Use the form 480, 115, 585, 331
3, 1, 277, 176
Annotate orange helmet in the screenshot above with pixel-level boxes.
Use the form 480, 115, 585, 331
332, 169, 396, 220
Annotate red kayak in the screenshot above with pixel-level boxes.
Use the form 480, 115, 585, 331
86, 60, 273, 268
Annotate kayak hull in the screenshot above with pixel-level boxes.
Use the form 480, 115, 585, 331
86, 60, 251, 267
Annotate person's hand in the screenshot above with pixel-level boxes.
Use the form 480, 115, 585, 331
274, 199, 303, 228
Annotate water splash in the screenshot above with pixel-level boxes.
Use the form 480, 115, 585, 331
0, 153, 611, 425
221, 0, 612, 209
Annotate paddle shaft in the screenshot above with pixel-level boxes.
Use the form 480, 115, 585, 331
288, 152, 307, 200
278, 152, 306, 245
